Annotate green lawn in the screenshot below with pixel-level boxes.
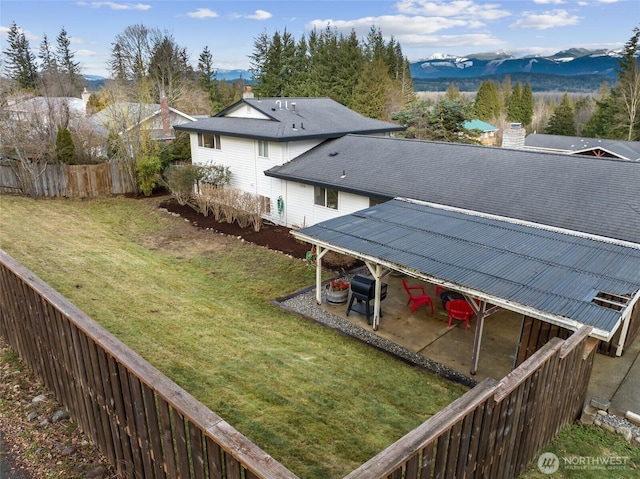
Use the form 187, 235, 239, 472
0, 195, 468, 479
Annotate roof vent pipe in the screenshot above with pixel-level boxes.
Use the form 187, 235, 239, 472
275, 100, 281, 109
291, 102, 296, 110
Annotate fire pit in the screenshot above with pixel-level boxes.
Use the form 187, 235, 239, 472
346, 275, 387, 325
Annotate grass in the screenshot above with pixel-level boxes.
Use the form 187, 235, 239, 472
0, 195, 468, 479
520, 422, 639, 478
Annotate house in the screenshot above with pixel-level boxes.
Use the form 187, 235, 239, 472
266, 134, 640, 244
89, 96, 198, 144
173, 90, 404, 225
523, 133, 640, 161
462, 119, 499, 146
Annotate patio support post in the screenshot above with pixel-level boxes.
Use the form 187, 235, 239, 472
470, 301, 488, 375
372, 264, 383, 331
314, 245, 328, 305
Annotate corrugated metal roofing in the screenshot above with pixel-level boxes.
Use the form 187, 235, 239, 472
266, 134, 640, 244
293, 199, 640, 340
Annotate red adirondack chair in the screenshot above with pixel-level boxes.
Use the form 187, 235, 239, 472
401, 278, 434, 314
446, 299, 475, 331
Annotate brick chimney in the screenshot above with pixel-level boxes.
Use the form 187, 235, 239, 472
160, 94, 171, 135
501, 123, 525, 149
243, 86, 254, 99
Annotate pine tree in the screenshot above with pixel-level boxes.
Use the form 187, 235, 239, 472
506, 82, 523, 123
520, 83, 534, 126
56, 27, 83, 95
38, 34, 57, 77
351, 57, 393, 119
474, 81, 500, 121
545, 93, 576, 136
4, 22, 38, 90
197, 46, 221, 114
56, 127, 78, 164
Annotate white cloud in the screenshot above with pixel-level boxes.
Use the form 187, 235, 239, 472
509, 9, 581, 29
399, 32, 504, 49
533, 0, 565, 4
186, 8, 219, 19
77, 1, 152, 11
230, 10, 273, 21
395, 1, 510, 21
0, 25, 39, 42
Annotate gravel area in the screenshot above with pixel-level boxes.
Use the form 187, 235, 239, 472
277, 270, 477, 389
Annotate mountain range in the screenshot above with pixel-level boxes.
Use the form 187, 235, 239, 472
409, 48, 623, 79
84, 48, 629, 93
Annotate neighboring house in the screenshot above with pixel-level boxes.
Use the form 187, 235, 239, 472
174, 90, 405, 225
90, 96, 198, 144
462, 120, 499, 146
523, 133, 640, 161
5, 89, 91, 125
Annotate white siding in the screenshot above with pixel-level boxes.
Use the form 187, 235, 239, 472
224, 103, 270, 119
280, 181, 370, 228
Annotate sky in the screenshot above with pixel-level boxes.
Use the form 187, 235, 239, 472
1, 0, 638, 78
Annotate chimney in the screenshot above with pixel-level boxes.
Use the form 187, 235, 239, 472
243, 86, 254, 99
160, 94, 171, 135
81, 87, 91, 116
501, 123, 525, 149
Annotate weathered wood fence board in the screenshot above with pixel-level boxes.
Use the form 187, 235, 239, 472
0, 248, 598, 479
343, 327, 596, 479
0, 250, 299, 479
0, 160, 136, 197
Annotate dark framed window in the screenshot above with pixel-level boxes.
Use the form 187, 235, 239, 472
198, 133, 221, 149
314, 186, 338, 209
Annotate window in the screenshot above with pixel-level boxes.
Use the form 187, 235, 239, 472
258, 140, 269, 158
314, 186, 338, 209
198, 133, 221, 149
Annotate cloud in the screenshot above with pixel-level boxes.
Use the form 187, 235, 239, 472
533, 0, 565, 4
186, 8, 219, 19
509, 9, 581, 29
231, 10, 272, 21
395, 1, 510, 21
399, 32, 504, 49
76, 2, 151, 11
0, 25, 39, 42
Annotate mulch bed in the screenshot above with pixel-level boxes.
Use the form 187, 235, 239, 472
158, 197, 361, 271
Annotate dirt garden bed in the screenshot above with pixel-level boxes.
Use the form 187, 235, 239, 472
158, 196, 361, 272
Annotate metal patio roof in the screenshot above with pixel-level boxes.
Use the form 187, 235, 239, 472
292, 198, 640, 341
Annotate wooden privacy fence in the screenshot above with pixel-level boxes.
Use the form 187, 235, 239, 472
0, 247, 597, 479
0, 250, 298, 479
344, 326, 597, 479
0, 160, 136, 197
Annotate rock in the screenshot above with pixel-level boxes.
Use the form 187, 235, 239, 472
84, 465, 107, 478
625, 410, 640, 426
594, 418, 602, 426
59, 445, 77, 456
634, 436, 640, 447
590, 397, 610, 411
617, 426, 633, 442
31, 393, 48, 406
51, 410, 70, 423
26, 411, 38, 421
596, 409, 608, 417
602, 423, 616, 433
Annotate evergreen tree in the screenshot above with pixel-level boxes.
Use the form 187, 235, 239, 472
197, 46, 221, 114
4, 22, 38, 90
474, 81, 500, 121
38, 34, 57, 77
506, 82, 523, 123
545, 93, 576, 136
582, 86, 615, 138
148, 34, 188, 102
56, 27, 83, 94
351, 57, 393, 119
520, 83, 534, 126
55, 126, 78, 164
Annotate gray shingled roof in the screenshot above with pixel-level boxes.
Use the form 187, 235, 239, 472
266, 135, 640, 244
293, 199, 640, 340
174, 97, 405, 141
525, 133, 640, 161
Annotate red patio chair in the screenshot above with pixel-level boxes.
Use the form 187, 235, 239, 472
446, 299, 475, 331
401, 278, 434, 314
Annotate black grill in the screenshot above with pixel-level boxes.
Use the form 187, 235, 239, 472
346, 275, 387, 324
